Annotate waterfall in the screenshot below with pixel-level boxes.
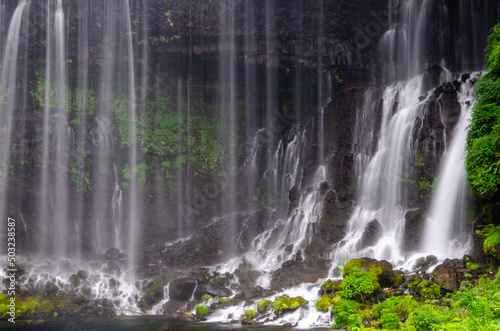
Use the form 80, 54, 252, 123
0, 0, 30, 255
112, 164, 123, 250
124, 0, 141, 272
219, 0, 238, 250
331, 75, 428, 263
421, 74, 478, 258
38, 0, 70, 257
0, 4, 499, 325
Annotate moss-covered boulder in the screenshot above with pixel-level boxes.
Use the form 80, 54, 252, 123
272, 295, 308, 315
393, 273, 404, 287
76, 270, 88, 280
193, 280, 232, 300
476, 224, 500, 260
320, 279, 342, 294
243, 309, 257, 322
344, 258, 395, 288
257, 299, 272, 313
432, 269, 459, 292
68, 274, 80, 288
143, 282, 165, 306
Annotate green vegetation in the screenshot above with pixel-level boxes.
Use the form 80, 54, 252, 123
340, 259, 388, 301
476, 224, 500, 258
466, 256, 480, 270
417, 282, 442, 300
243, 309, 256, 321
218, 297, 232, 304
466, 22, 500, 211
340, 267, 374, 300
0, 295, 57, 320
109, 78, 234, 189
0, 83, 11, 107
194, 305, 209, 318
257, 299, 272, 312
30, 77, 96, 115
71, 167, 91, 192
272, 295, 307, 315
316, 294, 333, 312
326, 268, 500, 331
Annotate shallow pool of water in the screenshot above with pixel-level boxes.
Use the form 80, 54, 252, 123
0, 316, 336, 330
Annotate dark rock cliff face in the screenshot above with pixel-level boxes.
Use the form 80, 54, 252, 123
3, 0, 500, 259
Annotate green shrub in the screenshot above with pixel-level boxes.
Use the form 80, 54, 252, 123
331, 299, 360, 329
476, 224, 500, 257
340, 267, 375, 300
422, 284, 441, 300
466, 22, 500, 200
405, 304, 442, 331
316, 294, 333, 312
379, 312, 399, 330
195, 305, 209, 318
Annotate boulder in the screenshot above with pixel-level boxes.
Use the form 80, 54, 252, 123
304, 236, 327, 258
44, 282, 59, 296
161, 300, 188, 318
413, 255, 438, 270
403, 209, 426, 252
105, 248, 121, 260
359, 219, 383, 249
434, 258, 465, 272
76, 270, 88, 280
320, 279, 342, 295
422, 64, 446, 92
191, 266, 210, 278
144, 283, 166, 306
270, 258, 330, 291
344, 258, 395, 288
272, 295, 308, 315
68, 274, 80, 288
169, 277, 197, 301
240, 286, 270, 300
193, 281, 232, 300
433, 268, 459, 292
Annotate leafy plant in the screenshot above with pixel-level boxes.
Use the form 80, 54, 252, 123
466, 22, 500, 200
315, 294, 333, 312
340, 267, 375, 300
194, 305, 209, 318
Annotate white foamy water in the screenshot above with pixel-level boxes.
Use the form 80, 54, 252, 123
421, 73, 479, 258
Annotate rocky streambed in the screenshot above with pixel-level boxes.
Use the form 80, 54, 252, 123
1, 248, 496, 329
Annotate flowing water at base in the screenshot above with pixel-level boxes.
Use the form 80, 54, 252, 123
0, 317, 334, 331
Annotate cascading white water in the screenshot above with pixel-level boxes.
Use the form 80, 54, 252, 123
112, 164, 123, 250
421, 74, 478, 258
124, 0, 141, 272
38, 0, 70, 257
0, 0, 30, 255
331, 75, 427, 263
218, 0, 238, 250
